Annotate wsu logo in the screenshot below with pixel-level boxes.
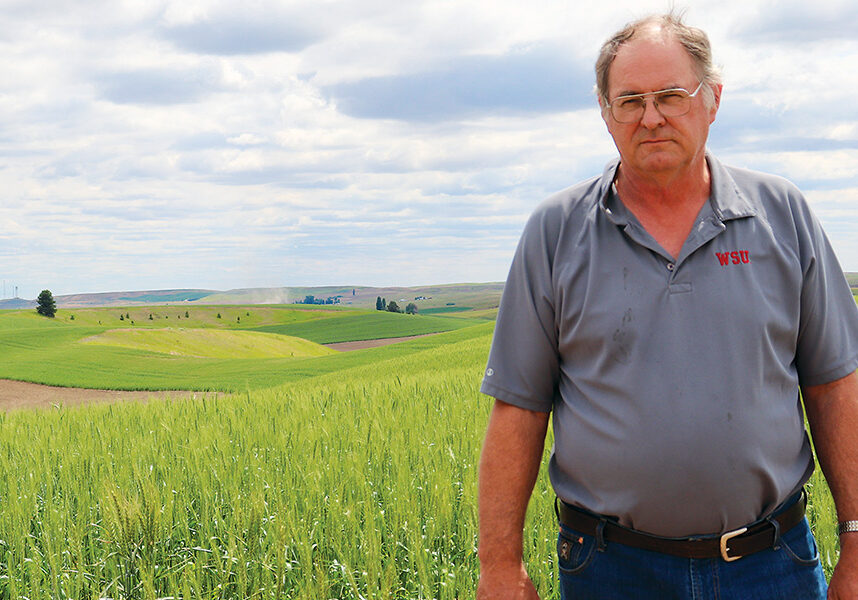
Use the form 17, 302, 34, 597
715, 250, 751, 266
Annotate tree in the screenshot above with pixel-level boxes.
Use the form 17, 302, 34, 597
387, 301, 401, 313
382, 298, 387, 311
36, 289, 56, 318
405, 302, 418, 315
376, 296, 383, 311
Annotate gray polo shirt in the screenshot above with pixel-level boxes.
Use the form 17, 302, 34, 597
481, 153, 858, 537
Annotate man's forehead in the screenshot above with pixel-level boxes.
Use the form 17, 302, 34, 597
608, 35, 697, 95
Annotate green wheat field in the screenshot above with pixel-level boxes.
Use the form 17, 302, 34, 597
0, 303, 843, 599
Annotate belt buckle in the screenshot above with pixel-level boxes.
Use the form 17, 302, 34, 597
719, 526, 748, 562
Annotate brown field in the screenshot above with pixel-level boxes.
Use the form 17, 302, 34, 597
0, 379, 200, 411
324, 333, 438, 351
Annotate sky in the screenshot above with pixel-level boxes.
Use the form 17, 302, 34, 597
1, 0, 857, 298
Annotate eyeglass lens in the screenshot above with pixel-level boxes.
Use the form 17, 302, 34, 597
611, 89, 691, 123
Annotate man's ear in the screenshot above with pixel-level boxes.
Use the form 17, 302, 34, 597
709, 83, 723, 123
598, 96, 609, 125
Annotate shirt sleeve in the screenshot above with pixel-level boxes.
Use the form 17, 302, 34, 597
793, 192, 858, 387
480, 202, 562, 412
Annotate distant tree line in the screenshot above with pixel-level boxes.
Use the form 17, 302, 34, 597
376, 296, 417, 315
299, 295, 342, 305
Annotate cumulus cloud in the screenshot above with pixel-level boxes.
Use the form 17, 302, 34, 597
324, 45, 593, 121
160, 11, 323, 55
730, 1, 858, 43
1, 0, 857, 299
96, 66, 223, 105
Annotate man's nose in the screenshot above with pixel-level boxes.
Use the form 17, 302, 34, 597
639, 98, 666, 128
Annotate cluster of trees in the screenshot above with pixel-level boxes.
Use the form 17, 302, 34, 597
300, 295, 342, 305
376, 297, 418, 315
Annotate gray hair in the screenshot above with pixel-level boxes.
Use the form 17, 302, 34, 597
595, 12, 722, 109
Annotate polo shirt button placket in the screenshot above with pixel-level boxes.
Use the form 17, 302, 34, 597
666, 262, 675, 272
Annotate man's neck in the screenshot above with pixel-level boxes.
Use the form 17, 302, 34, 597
615, 157, 711, 213
614, 157, 711, 259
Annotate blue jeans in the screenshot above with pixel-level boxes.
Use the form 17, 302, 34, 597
557, 515, 827, 599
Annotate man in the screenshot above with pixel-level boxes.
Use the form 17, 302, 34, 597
477, 13, 858, 600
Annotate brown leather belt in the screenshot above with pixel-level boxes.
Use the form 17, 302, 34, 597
556, 490, 806, 562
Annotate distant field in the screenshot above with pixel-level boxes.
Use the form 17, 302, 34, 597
82, 328, 337, 359
189, 283, 504, 311
250, 311, 480, 344
0, 307, 491, 391
419, 306, 473, 315
54, 305, 334, 329
422, 307, 498, 320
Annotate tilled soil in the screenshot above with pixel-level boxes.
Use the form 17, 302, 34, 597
324, 333, 438, 351
0, 379, 197, 411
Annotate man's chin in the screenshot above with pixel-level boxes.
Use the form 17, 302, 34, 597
636, 153, 682, 173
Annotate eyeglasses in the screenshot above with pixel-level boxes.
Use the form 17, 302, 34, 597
605, 81, 705, 124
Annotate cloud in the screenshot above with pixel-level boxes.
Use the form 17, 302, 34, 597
708, 95, 858, 155
324, 45, 594, 121
96, 66, 222, 105
4, 0, 858, 298
159, 5, 324, 55
730, 1, 858, 43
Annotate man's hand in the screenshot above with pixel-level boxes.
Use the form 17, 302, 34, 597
828, 534, 858, 599
477, 399, 550, 600
477, 560, 541, 600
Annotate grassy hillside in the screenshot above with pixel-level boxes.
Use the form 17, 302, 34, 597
82, 328, 337, 359
251, 311, 480, 343
0, 307, 492, 391
54, 305, 336, 329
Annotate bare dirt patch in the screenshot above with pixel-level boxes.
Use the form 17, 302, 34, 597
324, 333, 439, 352
0, 379, 201, 411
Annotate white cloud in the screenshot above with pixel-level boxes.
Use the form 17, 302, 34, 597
1, 0, 857, 299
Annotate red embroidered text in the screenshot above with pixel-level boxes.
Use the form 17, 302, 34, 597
715, 251, 751, 266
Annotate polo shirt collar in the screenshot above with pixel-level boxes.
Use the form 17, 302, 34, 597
597, 152, 757, 226
705, 153, 757, 221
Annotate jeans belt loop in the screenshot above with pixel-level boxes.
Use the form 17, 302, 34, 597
767, 515, 782, 551
595, 519, 608, 552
